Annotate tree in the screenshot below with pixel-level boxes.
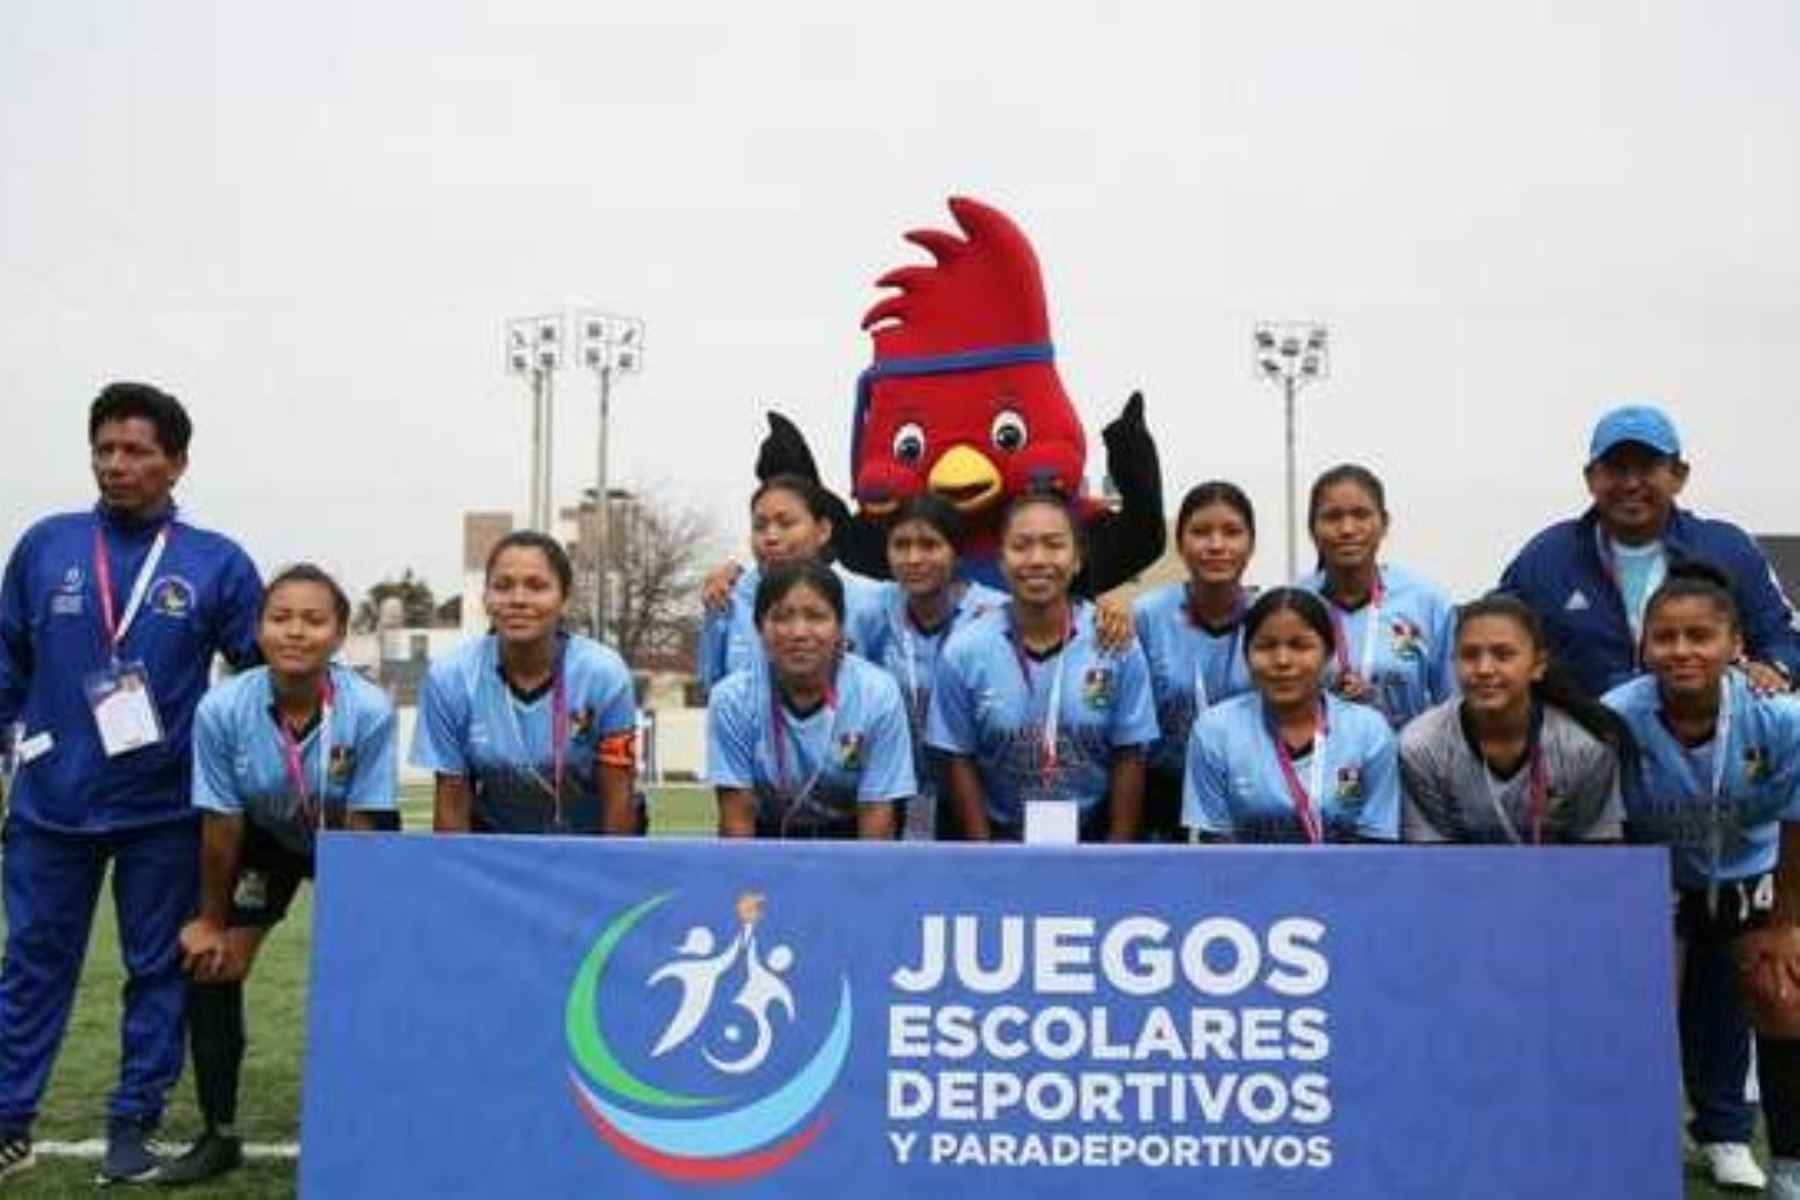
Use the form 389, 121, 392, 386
354, 570, 439, 632
571, 488, 718, 669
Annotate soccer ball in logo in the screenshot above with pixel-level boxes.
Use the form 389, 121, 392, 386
564, 891, 852, 1182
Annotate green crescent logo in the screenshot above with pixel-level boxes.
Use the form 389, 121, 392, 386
563, 892, 727, 1109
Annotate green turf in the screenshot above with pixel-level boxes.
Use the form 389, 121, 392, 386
0, 782, 1750, 1196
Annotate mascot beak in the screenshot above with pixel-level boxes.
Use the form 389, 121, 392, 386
927, 445, 1005, 512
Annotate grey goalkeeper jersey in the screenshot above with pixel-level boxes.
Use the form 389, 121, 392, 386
1399, 701, 1624, 844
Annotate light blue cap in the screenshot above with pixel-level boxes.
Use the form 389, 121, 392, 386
1588, 404, 1680, 464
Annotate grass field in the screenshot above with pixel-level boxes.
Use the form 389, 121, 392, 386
0, 783, 1760, 1196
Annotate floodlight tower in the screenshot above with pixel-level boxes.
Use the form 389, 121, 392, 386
576, 312, 646, 643
1253, 321, 1331, 582
506, 314, 565, 531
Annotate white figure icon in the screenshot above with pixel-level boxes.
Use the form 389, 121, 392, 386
646, 893, 797, 1075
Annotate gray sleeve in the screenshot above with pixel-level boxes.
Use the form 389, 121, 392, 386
1399, 716, 1460, 843
1554, 725, 1625, 842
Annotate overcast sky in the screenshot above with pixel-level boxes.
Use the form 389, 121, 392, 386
3, 0, 1796, 602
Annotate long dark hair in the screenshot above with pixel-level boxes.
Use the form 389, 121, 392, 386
1644, 560, 1741, 632
1177, 480, 1256, 540
1456, 593, 1638, 770
261, 563, 351, 631
1241, 587, 1336, 657
754, 559, 845, 628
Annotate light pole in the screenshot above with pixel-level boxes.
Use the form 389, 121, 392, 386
577, 311, 646, 643
505, 314, 565, 531
1254, 321, 1330, 581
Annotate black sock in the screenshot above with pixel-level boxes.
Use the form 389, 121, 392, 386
188, 981, 245, 1134
1757, 1035, 1800, 1158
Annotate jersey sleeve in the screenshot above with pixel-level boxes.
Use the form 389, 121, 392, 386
1768, 697, 1800, 823
856, 674, 915, 805
925, 647, 976, 756
1397, 729, 1456, 844
592, 657, 638, 736
705, 680, 758, 790
1567, 737, 1625, 841
1426, 593, 1459, 706
1732, 532, 1800, 682
1182, 715, 1234, 835
1110, 644, 1161, 749
213, 543, 265, 670
0, 531, 34, 730
1355, 724, 1402, 842
409, 663, 469, 776
346, 700, 400, 812
698, 608, 732, 693
190, 691, 242, 815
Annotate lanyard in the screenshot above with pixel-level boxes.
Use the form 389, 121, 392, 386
895, 586, 963, 706
1660, 679, 1734, 915
1482, 742, 1549, 846
1594, 529, 1662, 669
1327, 570, 1384, 683
1008, 607, 1076, 790
276, 674, 336, 830
92, 523, 171, 662
1268, 702, 1330, 844
768, 680, 839, 821
501, 644, 570, 829
1186, 586, 1244, 712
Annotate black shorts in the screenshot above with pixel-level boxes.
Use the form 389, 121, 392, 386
229, 821, 313, 930
1675, 871, 1778, 942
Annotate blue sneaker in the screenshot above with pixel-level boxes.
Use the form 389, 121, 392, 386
100, 1116, 162, 1185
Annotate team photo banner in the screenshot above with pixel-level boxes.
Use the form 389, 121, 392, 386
302, 839, 1679, 1198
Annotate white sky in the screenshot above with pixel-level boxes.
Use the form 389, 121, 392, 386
3, 0, 1797, 602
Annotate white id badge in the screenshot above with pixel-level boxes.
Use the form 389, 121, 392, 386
84, 660, 164, 757
1025, 799, 1081, 845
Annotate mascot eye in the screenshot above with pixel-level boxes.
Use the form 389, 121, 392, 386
892, 422, 927, 465
990, 409, 1029, 454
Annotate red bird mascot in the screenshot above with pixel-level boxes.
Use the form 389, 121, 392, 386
755, 196, 1165, 592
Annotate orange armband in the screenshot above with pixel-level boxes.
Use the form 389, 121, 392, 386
598, 731, 637, 771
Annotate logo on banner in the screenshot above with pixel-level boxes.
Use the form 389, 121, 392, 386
564, 891, 852, 1183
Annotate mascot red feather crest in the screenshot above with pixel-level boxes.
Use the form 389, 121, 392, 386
852, 197, 1090, 538
755, 196, 1165, 592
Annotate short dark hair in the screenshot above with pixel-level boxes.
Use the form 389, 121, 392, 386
89, 382, 192, 457
1307, 463, 1387, 525
1177, 480, 1256, 539
262, 563, 352, 630
1646, 560, 1741, 633
888, 493, 966, 550
754, 560, 845, 628
1241, 586, 1336, 658
486, 530, 574, 596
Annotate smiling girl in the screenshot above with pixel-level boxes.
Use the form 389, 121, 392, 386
1184, 587, 1398, 843
1298, 464, 1455, 730
706, 560, 913, 840
1400, 594, 1631, 844
411, 531, 638, 836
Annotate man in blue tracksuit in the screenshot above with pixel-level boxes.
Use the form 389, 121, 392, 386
0, 383, 261, 1184
1500, 402, 1800, 1192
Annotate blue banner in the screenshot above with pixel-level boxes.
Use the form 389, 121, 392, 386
302, 839, 1679, 1199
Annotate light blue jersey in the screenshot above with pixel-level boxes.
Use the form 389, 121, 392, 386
706, 652, 914, 836
1131, 582, 1255, 778
927, 602, 1159, 825
1603, 671, 1800, 888
698, 563, 887, 692
1184, 692, 1400, 843
191, 664, 398, 857
410, 634, 637, 835
860, 581, 1007, 819
1297, 562, 1457, 730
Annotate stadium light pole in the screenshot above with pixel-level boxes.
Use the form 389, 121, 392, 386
506, 314, 565, 531
577, 312, 646, 643
1254, 321, 1330, 581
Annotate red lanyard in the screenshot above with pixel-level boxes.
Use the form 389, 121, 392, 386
277, 675, 336, 828
1269, 702, 1330, 844
1008, 607, 1077, 787
92, 522, 172, 660
1520, 744, 1548, 845
769, 680, 838, 807
1327, 570, 1383, 682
